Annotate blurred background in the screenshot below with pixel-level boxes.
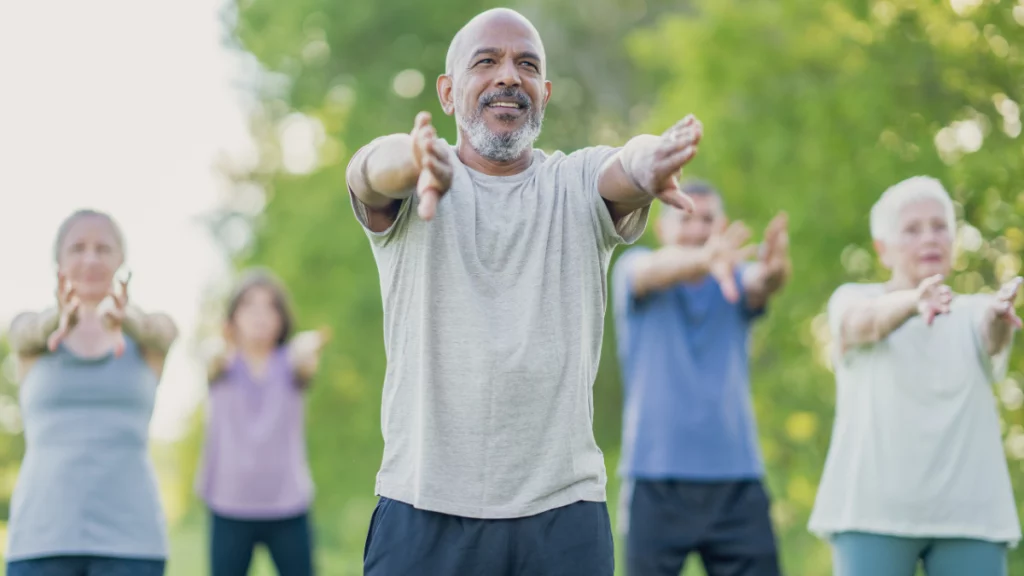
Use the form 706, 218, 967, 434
2, 0, 1024, 574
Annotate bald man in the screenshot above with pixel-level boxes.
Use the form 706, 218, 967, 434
346, 9, 703, 575
612, 181, 790, 576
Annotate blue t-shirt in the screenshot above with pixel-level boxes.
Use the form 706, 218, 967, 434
612, 246, 765, 480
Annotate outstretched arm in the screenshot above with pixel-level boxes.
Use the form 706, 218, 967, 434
120, 306, 179, 356
100, 274, 178, 358
631, 219, 757, 301
10, 273, 80, 357
597, 115, 703, 223
979, 276, 1023, 356
741, 212, 791, 310
837, 275, 950, 351
8, 308, 60, 357
287, 327, 331, 386
346, 112, 453, 231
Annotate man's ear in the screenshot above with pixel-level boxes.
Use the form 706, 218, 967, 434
438, 74, 455, 116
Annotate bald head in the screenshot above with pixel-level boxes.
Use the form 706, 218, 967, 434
437, 8, 551, 164
445, 9, 546, 79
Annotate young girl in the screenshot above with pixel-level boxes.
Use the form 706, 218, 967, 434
197, 269, 327, 576
6, 209, 179, 576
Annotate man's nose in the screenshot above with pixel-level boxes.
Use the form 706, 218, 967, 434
494, 59, 521, 88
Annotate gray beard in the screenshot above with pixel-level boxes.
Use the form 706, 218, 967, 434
456, 99, 544, 163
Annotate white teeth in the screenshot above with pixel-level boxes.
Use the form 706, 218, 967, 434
490, 102, 519, 108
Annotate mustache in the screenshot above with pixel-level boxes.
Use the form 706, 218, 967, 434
478, 88, 531, 110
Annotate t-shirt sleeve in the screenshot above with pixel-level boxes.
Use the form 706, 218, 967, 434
827, 283, 872, 358
571, 145, 651, 251
612, 247, 652, 316
967, 294, 1013, 382
347, 137, 416, 245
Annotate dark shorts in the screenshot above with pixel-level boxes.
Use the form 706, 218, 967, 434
622, 479, 781, 576
6, 555, 165, 576
210, 510, 314, 576
363, 497, 614, 576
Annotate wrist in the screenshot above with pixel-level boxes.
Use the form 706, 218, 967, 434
364, 137, 418, 201
693, 245, 716, 275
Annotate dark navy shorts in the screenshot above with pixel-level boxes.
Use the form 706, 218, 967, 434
363, 497, 614, 576
210, 510, 314, 576
621, 479, 781, 576
7, 556, 165, 576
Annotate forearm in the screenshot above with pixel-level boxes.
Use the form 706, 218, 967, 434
631, 245, 711, 297
121, 306, 178, 356
982, 307, 1015, 356
742, 262, 790, 310
347, 134, 419, 208
8, 309, 59, 356
599, 135, 660, 210
840, 290, 918, 348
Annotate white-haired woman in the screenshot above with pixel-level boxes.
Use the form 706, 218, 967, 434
809, 176, 1021, 576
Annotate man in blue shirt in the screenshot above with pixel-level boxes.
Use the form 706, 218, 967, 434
612, 179, 791, 576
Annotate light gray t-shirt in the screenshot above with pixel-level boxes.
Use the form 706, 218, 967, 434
808, 283, 1020, 544
349, 141, 649, 519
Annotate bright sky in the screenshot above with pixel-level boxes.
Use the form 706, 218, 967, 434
0, 0, 254, 440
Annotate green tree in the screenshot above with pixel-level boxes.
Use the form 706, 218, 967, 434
0, 336, 26, 531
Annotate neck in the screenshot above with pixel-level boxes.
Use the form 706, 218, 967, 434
886, 271, 921, 292
455, 136, 533, 176
75, 300, 104, 324
238, 341, 276, 359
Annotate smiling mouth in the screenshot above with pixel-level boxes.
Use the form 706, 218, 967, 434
488, 101, 524, 110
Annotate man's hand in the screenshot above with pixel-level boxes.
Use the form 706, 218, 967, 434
990, 276, 1023, 329
47, 273, 80, 352
411, 112, 453, 221
740, 212, 791, 309
704, 219, 759, 303
631, 115, 703, 212
916, 274, 953, 325
758, 212, 791, 289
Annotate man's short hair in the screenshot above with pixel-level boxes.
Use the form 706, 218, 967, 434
680, 179, 719, 198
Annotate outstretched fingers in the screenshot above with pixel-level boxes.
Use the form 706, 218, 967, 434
711, 263, 740, 304
413, 111, 432, 133
48, 297, 79, 352
417, 175, 441, 220
654, 180, 695, 213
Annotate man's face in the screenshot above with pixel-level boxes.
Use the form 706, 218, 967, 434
658, 194, 723, 247
441, 13, 551, 162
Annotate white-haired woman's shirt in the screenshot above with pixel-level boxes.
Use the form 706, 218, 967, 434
808, 282, 1021, 545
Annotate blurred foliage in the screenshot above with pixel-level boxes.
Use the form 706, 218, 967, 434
0, 337, 25, 525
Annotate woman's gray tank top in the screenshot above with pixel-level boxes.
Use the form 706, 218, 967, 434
5, 336, 167, 561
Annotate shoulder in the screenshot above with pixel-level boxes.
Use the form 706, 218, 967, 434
829, 282, 881, 304
538, 146, 619, 171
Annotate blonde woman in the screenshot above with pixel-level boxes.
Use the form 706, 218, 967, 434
6, 209, 178, 576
